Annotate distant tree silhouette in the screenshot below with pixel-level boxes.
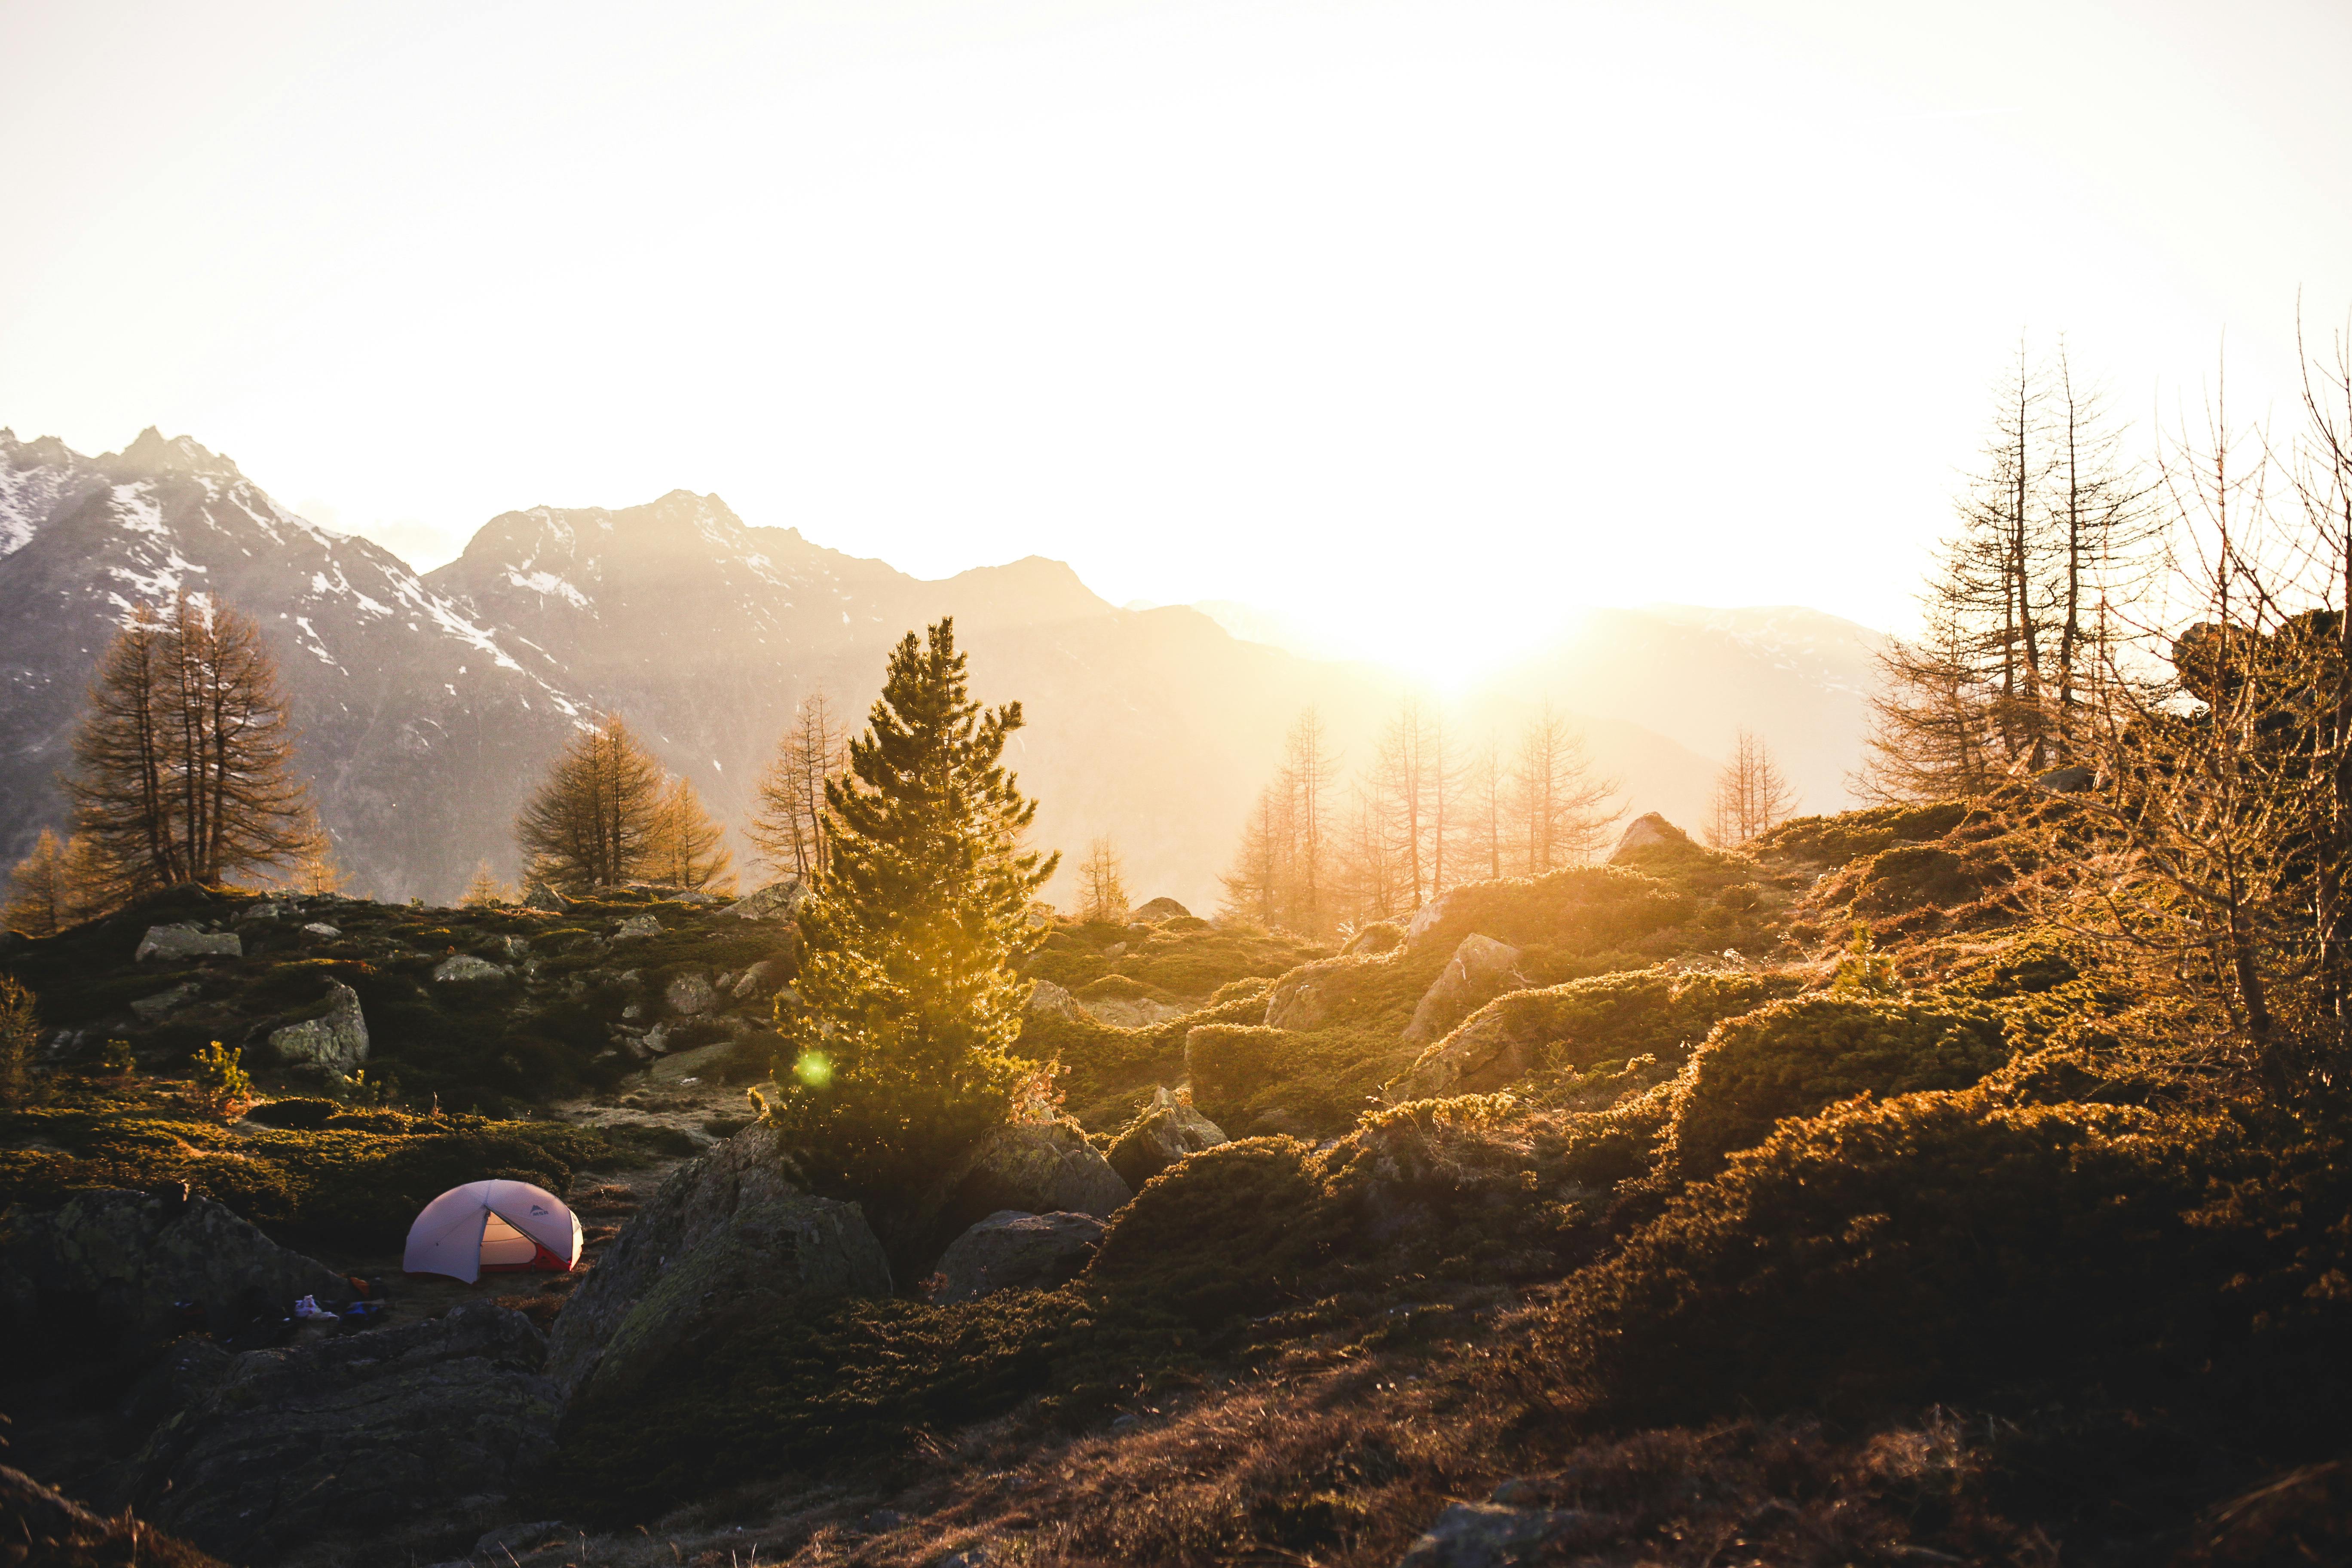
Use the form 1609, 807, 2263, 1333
649, 775, 736, 893
1707, 729, 1799, 848
514, 714, 664, 891
4, 829, 109, 937
67, 596, 312, 894
459, 859, 509, 908
751, 689, 848, 881
1079, 835, 1129, 924
1510, 702, 1621, 870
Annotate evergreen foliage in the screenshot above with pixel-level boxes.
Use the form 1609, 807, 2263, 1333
765, 620, 1058, 1209
3, 828, 110, 937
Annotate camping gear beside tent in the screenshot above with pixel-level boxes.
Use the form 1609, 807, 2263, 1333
403, 1180, 584, 1283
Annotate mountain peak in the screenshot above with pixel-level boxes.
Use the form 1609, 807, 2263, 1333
107, 427, 245, 481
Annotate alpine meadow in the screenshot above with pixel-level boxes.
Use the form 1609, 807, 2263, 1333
5, 4, 2352, 1566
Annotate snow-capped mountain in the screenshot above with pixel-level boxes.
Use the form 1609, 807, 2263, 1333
0, 429, 1880, 907
0, 429, 588, 899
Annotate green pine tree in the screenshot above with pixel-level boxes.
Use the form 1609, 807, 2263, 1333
766, 619, 1059, 1211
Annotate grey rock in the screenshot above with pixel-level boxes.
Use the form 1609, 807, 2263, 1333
523, 885, 569, 912
1391, 999, 1544, 1103
665, 971, 718, 1016
266, 981, 369, 1076
1607, 811, 1690, 864
1403, 888, 1465, 952
128, 1302, 558, 1565
1262, 954, 1362, 1030
612, 913, 662, 940
1403, 934, 1526, 1046
2036, 763, 2097, 794
0, 1188, 347, 1344
494, 933, 531, 959
1395, 1502, 1590, 1568
128, 982, 200, 1023
133, 923, 240, 962
433, 953, 508, 983
245, 901, 282, 921
931, 1210, 1105, 1303
302, 920, 342, 937
1080, 994, 1185, 1029
1027, 979, 1084, 1021
1107, 1087, 1227, 1189
546, 1123, 891, 1408
732, 959, 783, 1000
725, 877, 808, 923
1132, 896, 1191, 922
641, 1023, 672, 1054
1104, 941, 1128, 958
931, 1121, 1131, 1245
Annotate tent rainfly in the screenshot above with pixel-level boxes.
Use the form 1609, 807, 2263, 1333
403, 1179, 584, 1283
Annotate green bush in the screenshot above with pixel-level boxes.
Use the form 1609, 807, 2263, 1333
1747, 802, 1970, 867
1446, 965, 1807, 1079
1544, 1086, 2249, 1422
1184, 1024, 1412, 1138
1088, 1137, 1346, 1327
1663, 993, 2011, 1179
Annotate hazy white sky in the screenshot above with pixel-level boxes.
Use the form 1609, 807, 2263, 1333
3, 0, 2348, 678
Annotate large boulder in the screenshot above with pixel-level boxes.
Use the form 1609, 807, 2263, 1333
1131, 896, 1192, 922
127, 1302, 558, 1565
129, 981, 201, 1022
933, 1121, 1132, 1239
0, 1189, 349, 1351
1027, 979, 1084, 1021
611, 913, 662, 940
432, 953, 507, 983
1402, 934, 1525, 1045
665, 970, 719, 1015
1262, 956, 1357, 1030
1081, 994, 1186, 1029
726, 877, 809, 923
1608, 812, 1691, 864
265, 980, 369, 1076
134, 924, 240, 962
545, 1123, 891, 1408
930, 1210, 1106, 1303
1107, 1087, 1228, 1189
731, 959, 784, 999
1390, 1003, 1543, 1103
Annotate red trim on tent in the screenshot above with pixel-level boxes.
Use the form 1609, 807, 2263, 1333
480, 1240, 575, 1274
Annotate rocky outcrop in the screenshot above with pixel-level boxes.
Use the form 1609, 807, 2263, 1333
546, 1123, 890, 1407
1390, 1001, 1544, 1103
1131, 896, 1191, 922
0, 1188, 348, 1347
1107, 1087, 1227, 1189
1402, 934, 1525, 1045
1028, 979, 1084, 1021
128, 1302, 559, 1565
726, 877, 809, 923
129, 981, 200, 1022
611, 914, 662, 940
1608, 812, 1690, 864
1080, 995, 1186, 1029
432, 953, 506, 983
930, 1210, 1105, 1302
265, 981, 369, 1076
134, 924, 240, 962
1394, 1501, 1590, 1567
930, 1121, 1132, 1249
1262, 956, 1357, 1031
731, 959, 784, 1000
301, 920, 341, 937
665, 971, 718, 1015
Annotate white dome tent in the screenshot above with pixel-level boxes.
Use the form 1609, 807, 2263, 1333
403, 1179, 584, 1283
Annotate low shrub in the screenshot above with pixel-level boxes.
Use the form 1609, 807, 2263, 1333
1183, 1023, 1412, 1138
1663, 993, 2011, 1179
1088, 1137, 1346, 1327
1544, 1086, 2248, 1422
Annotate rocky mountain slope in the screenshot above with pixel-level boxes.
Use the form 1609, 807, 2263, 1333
0, 429, 1871, 908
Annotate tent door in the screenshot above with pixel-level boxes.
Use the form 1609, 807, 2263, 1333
478, 1210, 537, 1268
